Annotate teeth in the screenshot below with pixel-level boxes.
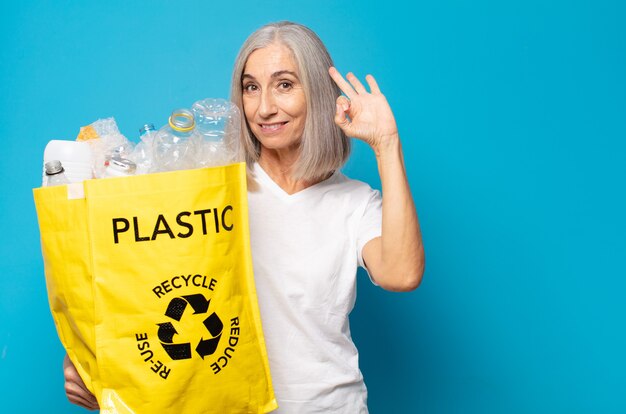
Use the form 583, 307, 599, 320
261, 122, 285, 131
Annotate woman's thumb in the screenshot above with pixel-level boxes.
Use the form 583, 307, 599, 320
334, 96, 351, 129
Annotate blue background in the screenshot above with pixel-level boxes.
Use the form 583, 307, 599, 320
1, 1, 625, 412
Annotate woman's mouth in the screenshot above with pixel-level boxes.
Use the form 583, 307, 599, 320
259, 122, 288, 132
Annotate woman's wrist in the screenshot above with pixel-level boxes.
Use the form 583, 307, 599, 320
371, 133, 402, 159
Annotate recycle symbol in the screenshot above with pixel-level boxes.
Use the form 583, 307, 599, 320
157, 294, 223, 360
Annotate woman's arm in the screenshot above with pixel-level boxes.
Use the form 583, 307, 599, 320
361, 135, 424, 291
329, 67, 425, 291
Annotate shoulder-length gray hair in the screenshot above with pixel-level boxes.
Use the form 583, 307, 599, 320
230, 21, 350, 181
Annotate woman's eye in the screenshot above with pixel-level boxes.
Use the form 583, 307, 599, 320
243, 84, 258, 92
279, 82, 292, 90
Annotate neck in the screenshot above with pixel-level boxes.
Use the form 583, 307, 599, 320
258, 149, 318, 195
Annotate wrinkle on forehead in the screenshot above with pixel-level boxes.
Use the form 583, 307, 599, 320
243, 42, 300, 80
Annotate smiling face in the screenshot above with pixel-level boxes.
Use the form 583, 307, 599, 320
242, 42, 307, 157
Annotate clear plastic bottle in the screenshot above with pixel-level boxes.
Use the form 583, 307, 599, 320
44, 160, 71, 187
152, 109, 201, 172
191, 98, 242, 167
76, 118, 134, 178
139, 123, 156, 141
128, 123, 156, 174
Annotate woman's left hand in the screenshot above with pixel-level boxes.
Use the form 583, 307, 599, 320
329, 67, 399, 152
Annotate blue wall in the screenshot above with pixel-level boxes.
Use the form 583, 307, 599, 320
1, 1, 625, 412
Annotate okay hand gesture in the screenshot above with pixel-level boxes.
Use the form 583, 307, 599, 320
329, 67, 399, 152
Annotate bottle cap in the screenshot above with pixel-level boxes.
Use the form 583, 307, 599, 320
169, 109, 195, 132
44, 160, 65, 175
108, 156, 137, 175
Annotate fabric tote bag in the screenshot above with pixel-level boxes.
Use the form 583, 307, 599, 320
34, 162, 277, 413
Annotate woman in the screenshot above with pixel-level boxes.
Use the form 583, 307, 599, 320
64, 21, 424, 413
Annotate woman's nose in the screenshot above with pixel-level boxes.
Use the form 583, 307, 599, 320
258, 89, 278, 118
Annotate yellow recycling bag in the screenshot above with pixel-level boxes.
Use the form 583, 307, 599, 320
34, 162, 277, 413
33, 180, 102, 398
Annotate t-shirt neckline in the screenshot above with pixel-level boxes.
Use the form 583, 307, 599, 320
253, 162, 339, 203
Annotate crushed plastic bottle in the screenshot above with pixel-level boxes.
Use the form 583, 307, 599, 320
152, 109, 201, 173
60, 99, 240, 178
128, 123, 156, 175
191, 98, 242, 167
76, 117, 135, 178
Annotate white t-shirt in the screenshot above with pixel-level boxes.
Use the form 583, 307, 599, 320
247, 163, 382, 413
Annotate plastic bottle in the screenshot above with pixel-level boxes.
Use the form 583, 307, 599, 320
75, 118, 134, 178
104, 157, 137, 178
44, 160, 71, 187
139, 123, 156, 139
128, 123, 156, 174
152, 109, 201, 172
191, 98, 242, 167
43, 140, 94, 183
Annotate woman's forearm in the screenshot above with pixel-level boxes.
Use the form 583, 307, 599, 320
364, 134, 425, 291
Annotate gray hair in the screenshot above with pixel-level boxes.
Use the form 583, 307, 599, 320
230, 21, 350, 181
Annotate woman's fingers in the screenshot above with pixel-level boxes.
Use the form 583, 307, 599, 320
63, 354, 99, 410
63, 355, 89, 393
335, 96, 351, 130
65, 382, 99, 410
336, 95, 350, 113
329, 67, 357, 99
330, 67, 380, 97
346, 72, 367, 94
365, 74, 381, 94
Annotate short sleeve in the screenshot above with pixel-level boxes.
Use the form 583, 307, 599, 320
356, 188, 382, 272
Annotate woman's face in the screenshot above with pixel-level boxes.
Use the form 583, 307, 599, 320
242, 42, 307, 154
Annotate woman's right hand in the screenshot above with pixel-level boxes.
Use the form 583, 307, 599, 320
63, 354, 99, 411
